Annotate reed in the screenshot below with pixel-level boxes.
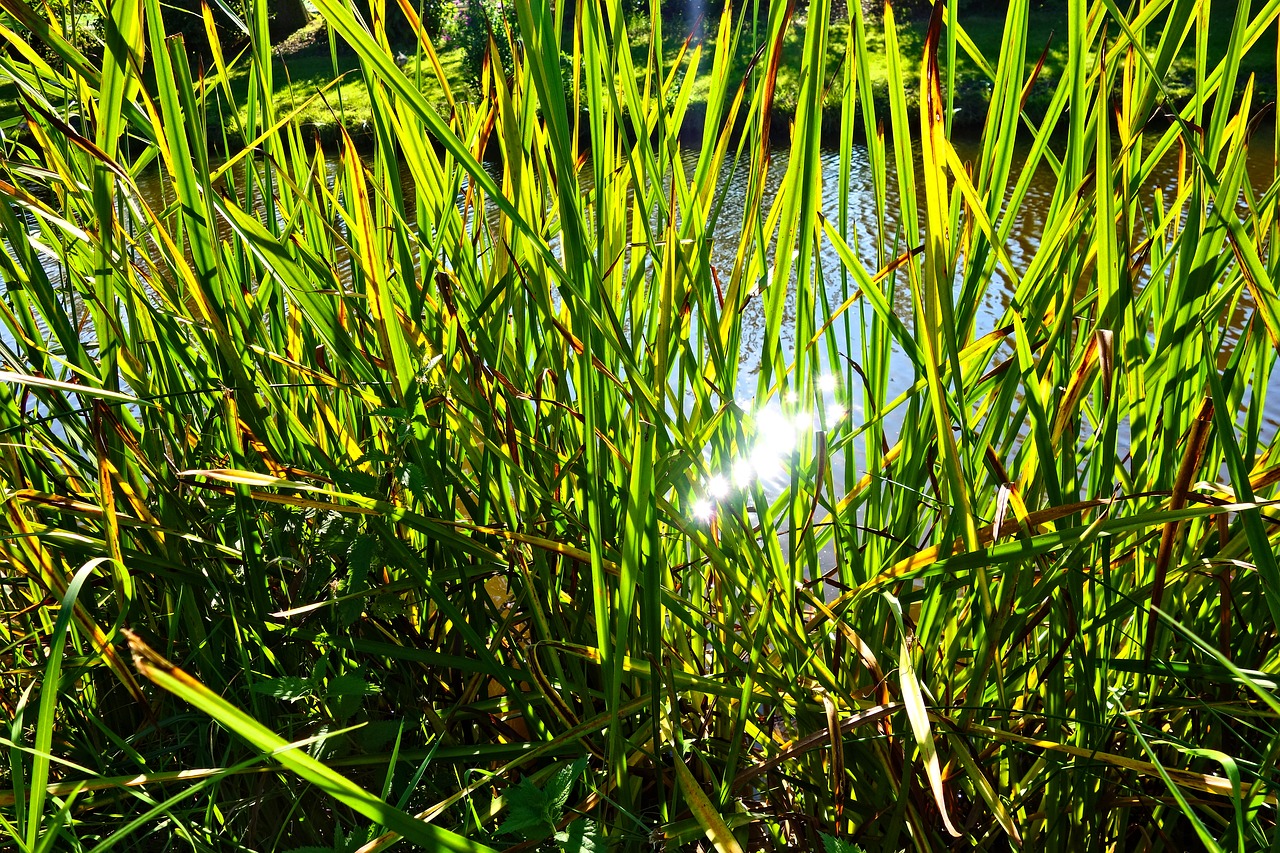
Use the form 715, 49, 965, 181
2, 0, 1279, 849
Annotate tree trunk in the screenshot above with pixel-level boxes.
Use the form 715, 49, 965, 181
270, 0, 312, 40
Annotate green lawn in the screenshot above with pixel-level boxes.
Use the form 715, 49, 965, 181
205, 40, 472, 144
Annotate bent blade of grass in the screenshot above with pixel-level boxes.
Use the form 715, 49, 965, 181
123, 630, 497, 853
885, 591, 959, 837
945, 729, 1021, 845
1201, 329, 1280, 632
1179, 748, 1247, 853
26, 559, 114, 848
673, 751, 745, 853
1123, 716, 1226, 853
0, 764, 272, 807
0, 371, 153, 408
354, 695, 650, 853
1145, 602, 1280, 814
82, 754, 271, 853
963, 718, 1273, 804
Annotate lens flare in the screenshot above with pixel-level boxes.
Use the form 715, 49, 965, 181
817, 372, 839, 394
706, 474, 730, 499
692, 499, 716, 523
751, 442, 786, 481
755, 407, 797, 454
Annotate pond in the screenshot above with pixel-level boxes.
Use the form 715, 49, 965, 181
9, 122, 1280, 456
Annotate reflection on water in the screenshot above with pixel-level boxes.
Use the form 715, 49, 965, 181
10, 124, 1280, 459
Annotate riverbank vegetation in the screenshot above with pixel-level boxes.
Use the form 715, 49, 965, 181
3, 0, 1280, 850
2, 1, 1274, 144
146, 0, 1280, 141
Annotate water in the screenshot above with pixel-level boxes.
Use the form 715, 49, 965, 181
7, 127, 1279, 497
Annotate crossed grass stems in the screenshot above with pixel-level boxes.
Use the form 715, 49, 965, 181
2, 0, 1280, 849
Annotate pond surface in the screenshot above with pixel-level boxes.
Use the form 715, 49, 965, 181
7, 125, 1279, 578
13, 123, 1280, 447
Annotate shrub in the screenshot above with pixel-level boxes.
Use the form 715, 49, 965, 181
446, 0, 517, 79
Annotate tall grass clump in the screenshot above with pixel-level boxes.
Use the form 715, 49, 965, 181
2, 0, 1280, 849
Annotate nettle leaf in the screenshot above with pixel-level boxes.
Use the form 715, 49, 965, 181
369, 592, 410, 620
339, 534, 375, 627
327, 674, 378, 697
250, 676, 312, 702
400, 462, 429, 505
820, 833, 867, 853
498, 758, 590, 841
358, 449, 396, 464
314, 512, 352, 543
332, 468, 379, 495
354, 720, 403, 752
497, 777, 550, 838
556, 818, 603, 853
335, 824, 364, 853
546, 756, 589, 815
326, 674, 378, 719
346, 534, 376, 579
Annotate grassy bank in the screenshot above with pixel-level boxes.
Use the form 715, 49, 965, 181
221, 2, 1280, 142
6, 0, 1261, 146
3, 0, 1280, 851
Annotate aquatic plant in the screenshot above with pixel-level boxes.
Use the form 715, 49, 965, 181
1, 0, 1279, 849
